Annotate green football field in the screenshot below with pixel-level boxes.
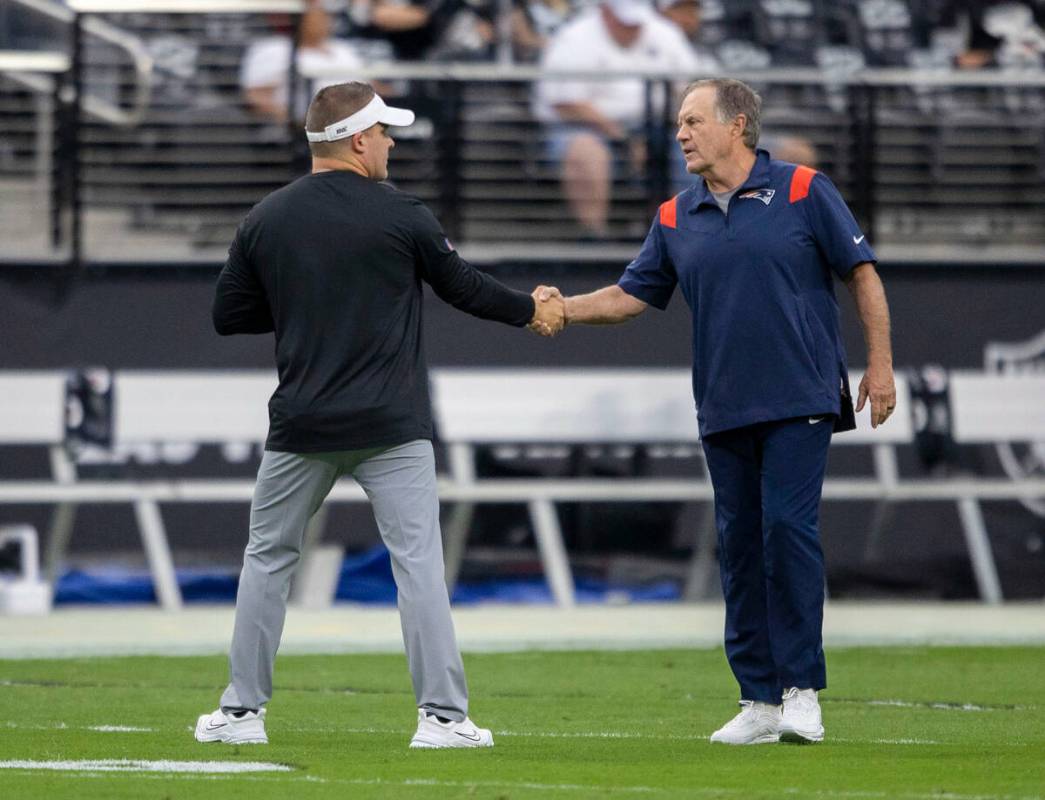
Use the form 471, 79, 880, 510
0, 647, 1042, 799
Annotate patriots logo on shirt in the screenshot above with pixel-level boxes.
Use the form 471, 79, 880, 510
739, 188, 775, 206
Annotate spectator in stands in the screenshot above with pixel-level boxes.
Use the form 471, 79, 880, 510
347, 0, 459, 61
437, 0, 498, 59
349, 0, 563, 61
538, 78, 895, 745
241, 0, 365, 125
514, 0, 576, 60
850, 0, 919, 67
433, 0, 531, 61
749, 0, 821, 66
199, 81, 564, 750
656, 0, 720, 74
657, 0, 700, 35
942, 0, 1045, 68
534, 0, 706, 237
692, 0, 740, 51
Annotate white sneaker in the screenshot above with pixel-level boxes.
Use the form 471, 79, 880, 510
194, 708, 268, 744
780, 687, 824, 743
409, 709, 494, 749
709, 701, 781, 745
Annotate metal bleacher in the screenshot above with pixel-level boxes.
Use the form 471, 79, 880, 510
75, 6, 306, 249
0, 0, 1044, 263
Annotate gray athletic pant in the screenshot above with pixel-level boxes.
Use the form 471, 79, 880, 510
219, 439, 469, 721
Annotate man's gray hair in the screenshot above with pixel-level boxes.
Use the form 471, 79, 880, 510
682, 78, 762, 150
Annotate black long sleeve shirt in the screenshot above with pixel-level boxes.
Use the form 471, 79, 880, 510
213, 169, 535, 452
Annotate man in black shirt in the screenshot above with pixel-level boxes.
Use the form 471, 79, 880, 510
196, 82, 563, 749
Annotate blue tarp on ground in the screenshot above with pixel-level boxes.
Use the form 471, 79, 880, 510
54, 544, 680, 605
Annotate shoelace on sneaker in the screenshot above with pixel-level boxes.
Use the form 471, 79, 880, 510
724, 701, 775, 730
783, 689, 817, 713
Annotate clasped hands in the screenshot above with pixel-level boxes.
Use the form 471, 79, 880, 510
528, 285, 566, 337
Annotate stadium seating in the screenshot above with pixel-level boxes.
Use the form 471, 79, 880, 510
3, 1, 1045, 260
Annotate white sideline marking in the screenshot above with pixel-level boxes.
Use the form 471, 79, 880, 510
4, 722, 69, 730
3, 722, 155, 733
0, 759, 292, 773
87, 725, 154, 732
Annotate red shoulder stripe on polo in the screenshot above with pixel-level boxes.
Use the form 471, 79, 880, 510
659, 195, 678, 229
789, 165, 817, 203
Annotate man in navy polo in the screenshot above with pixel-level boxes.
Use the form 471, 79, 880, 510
543, 78, 896, 744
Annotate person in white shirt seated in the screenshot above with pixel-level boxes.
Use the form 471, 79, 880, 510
656, 0, 721, 74
533, 0, 713, 237
241, 0, 365, 126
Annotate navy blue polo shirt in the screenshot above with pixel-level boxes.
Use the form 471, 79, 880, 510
618, 149, 876, 437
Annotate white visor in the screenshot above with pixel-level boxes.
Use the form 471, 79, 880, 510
305, 94, 415, 143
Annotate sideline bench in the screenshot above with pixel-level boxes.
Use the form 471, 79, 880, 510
0, 369, 1042, 609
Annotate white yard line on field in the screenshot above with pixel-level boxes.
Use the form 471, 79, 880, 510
0, 759, 291, 773
2, 721, 156, 733
87, 725, 154, 732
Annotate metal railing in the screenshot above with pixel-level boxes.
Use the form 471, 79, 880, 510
4, 0, 154, 125
1, 0, 1044, 267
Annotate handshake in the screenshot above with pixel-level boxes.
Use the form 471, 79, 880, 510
528, 285, 567, 337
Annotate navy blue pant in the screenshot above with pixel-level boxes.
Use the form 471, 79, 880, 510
701, 416, 833, 703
